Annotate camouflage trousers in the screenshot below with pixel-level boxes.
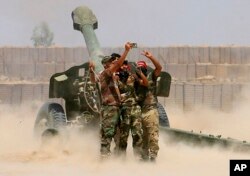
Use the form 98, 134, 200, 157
117, 104, 143, 156
141, 105, 160, 159
100, 105, 120, 156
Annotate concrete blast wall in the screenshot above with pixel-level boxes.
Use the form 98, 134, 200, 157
0, 46, 250, 111
0, 82, 248, 112
1, 46, 250, 82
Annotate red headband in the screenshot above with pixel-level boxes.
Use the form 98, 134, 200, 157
136, 61, 147, 68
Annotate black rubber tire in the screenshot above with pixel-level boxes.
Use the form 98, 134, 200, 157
34, 102, 67, 137
157, 102, 170, 127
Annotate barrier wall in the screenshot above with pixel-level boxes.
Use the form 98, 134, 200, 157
0, 82, 249, 112
0, 46, 250, 111
0, 46, 250, 82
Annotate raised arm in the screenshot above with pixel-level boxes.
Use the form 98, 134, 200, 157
109, 42, 132, 73
137, 68, 148, 87
142, 50, 162, 77
89, 60, 96, 83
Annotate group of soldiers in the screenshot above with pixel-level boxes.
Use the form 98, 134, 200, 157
89, 42, 162, 162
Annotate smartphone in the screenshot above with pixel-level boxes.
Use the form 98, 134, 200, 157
131, 43, 137, 48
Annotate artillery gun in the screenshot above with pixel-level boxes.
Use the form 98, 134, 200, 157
34, 5, 250, 152
34, 6, 170, 137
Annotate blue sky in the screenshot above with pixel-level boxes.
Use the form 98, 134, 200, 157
1, 0, 250, 47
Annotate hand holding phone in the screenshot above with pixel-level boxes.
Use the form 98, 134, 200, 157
130, 43, 137, 48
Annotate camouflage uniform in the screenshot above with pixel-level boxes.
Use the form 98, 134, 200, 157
99, 69, 121, 157
116, 73, 143, 157
137, 72, 159, 160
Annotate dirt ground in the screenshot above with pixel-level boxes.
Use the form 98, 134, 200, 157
0, 88, 250, 176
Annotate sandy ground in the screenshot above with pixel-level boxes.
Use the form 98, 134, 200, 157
0, 88, 250, 176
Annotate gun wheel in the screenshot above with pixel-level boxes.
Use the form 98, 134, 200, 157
157, 102, 170, 127
34, 102, 67, 137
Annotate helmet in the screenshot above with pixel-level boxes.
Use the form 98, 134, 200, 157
101, 56, 115, 64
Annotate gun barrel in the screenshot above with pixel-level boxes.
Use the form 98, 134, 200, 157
161, 127, 250, 152
72, 6, 104, 73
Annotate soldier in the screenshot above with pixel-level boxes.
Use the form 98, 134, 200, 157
116, 59, 148, 158
136, 50, 162, 162
90, 42, 132, 159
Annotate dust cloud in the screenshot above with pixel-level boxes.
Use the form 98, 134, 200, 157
0, 87, 250, 176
